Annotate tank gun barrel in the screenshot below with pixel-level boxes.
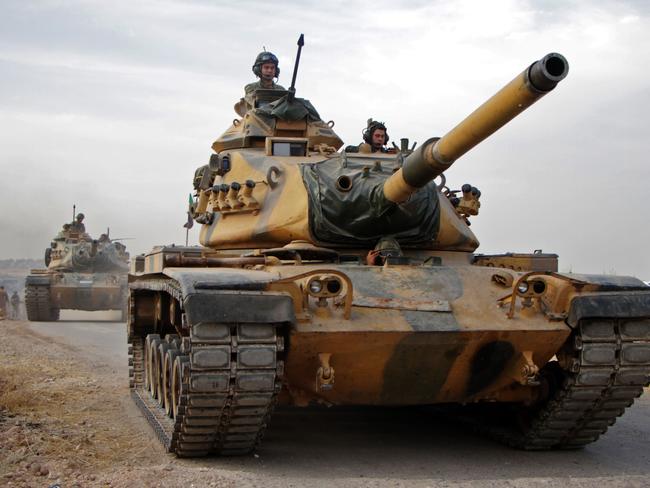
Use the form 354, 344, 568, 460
383, 53, 569, 203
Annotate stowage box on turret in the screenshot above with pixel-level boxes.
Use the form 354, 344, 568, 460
127, 39, 650, 457
25, 215, 129, 321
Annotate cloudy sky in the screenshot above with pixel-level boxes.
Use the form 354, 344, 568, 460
1, 0, 648, 279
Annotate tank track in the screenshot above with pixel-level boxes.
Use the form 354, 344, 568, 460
468, 317, 650, 449
128, 284, 284, 457
25, 284, 59, 322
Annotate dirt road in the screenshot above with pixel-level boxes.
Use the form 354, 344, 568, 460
1, 315, 649, 487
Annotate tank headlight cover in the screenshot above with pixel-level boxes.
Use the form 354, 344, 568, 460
326, 278, 342, 294
309, 280, 323, 294
532, 280, 546, 294
517, 281, 529, 294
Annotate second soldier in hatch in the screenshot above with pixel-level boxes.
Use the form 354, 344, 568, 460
344, 119, 391, 154
363, 120, 390, 153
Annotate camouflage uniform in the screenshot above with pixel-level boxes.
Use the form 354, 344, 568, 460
244, 80, 286, 97
242, 51, 286, 109
71, 213, 86, 233
56, 223, 72, 239
10, 291, 20, 320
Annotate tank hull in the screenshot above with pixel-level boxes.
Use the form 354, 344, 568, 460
127, 246, 650, 456
25, 270, 127, 321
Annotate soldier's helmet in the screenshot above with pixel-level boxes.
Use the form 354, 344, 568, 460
252, 51, 280, 78
76, 213, 85, 221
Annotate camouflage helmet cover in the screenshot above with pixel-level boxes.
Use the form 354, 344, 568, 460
252, 51, 280, 78
76, 213, 85, 220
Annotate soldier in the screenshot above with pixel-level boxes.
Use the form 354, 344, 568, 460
10, 291, 20, 320
345, 119, 391, 154
56, 223, 72, 239
362, 120, 389, 153
71, 213, 86, 233
0, 286, 7, 320
244, 51, 286, 98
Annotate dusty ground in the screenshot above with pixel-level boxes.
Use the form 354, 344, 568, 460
0, 320, 251, 488
1, 318, 649, 488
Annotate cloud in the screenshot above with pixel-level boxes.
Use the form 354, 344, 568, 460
0, 0, 649, 278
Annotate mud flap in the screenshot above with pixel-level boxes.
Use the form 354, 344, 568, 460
25, 275, 51, 286
184, 292, 295, 325
567, 292, 650, 327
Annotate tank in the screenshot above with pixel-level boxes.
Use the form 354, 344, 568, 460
25, 217, 129, 321
127, 42, 650, 457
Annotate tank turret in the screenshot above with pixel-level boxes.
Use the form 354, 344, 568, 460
191, 53, 568, 253
47, 228, 129, 273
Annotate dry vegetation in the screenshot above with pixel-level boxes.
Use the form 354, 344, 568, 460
0, 321, 247, 487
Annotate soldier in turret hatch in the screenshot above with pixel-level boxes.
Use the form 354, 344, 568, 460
56, 223, 72, 239
345, 119, 391, 154
362, 120, 390, 153
244, 51, 285, 100
71, 213, 86, 233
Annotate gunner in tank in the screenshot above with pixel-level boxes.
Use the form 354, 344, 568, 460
346, 119, 391, 153
244, 51, 286, 103
363, 120, 389, 153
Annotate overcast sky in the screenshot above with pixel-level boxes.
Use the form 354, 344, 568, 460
0, 0, 648, 279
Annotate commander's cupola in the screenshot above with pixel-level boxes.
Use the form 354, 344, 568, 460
212, 89, 343, 153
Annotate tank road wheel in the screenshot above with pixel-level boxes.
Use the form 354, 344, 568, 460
163, 346, 180, 417
171, 354, 190, 421
143, 334, 160, 393
166, 334, 181, 349
156, 341, 171, 408
148, 336, 164, 399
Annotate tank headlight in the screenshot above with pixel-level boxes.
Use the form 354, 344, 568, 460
517, 281, 529, 294
309, 280, 323, 294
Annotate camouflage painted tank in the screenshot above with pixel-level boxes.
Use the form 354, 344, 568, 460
26, 216, 129, 321
128, 40, 650, 457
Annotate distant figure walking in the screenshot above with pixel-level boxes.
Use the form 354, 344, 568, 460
10, 291, 21, 320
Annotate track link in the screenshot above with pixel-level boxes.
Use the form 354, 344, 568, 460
128, 285, 284, 457
473, 317, 650, 449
